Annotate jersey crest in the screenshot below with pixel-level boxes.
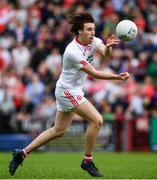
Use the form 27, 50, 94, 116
87, 45, 92, 51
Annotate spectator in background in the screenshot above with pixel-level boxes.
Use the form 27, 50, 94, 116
45, 47, 62, 75
101, 12, 119, 38
21, 67, 34, 85
15, 96, 34, 133
30, 41, 48, 71
151, 84, 157, 110
37, 62, 53, 86
10, 77, 26, 110
104, 80, 125, 106
115, 105, 125, 151
126, 85, 144, 117
147, 52, 157, 83
102, 100, 115, 121
141, 76, 155, 115
25, 73, 45, 107
0, 44, 11, 71
134, 51, 148, 82
0, 0, 15, 34
112, 0, 125, 12
32, 96, 56, 125
0, 31, 15, 49
23, 19, 39, 46
0, 82, 14, 133
11, 41, 31, 74
142, 75, 155, 100
88, 1, 102, 26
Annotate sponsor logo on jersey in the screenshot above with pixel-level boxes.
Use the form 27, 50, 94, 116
87, 55, 94, 63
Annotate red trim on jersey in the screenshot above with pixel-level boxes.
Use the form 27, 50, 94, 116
76, 37, 88, 46
64, 91, 79, 107
80, 60, 88, 66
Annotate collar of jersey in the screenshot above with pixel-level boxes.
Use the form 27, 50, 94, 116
75, 37, 88, 46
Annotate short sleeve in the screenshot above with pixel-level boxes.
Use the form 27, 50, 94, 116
66, 50, 88, 70
93, 37, 103, 49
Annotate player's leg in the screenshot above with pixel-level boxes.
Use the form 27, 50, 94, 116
9, 111, 74, 176
73, 100, 103, 177
24, 111, 74, 153
73, 100, 103, 157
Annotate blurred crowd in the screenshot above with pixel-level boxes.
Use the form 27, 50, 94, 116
0, 0, 157, 135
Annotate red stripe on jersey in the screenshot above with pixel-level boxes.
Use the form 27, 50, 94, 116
80, 60, 88, 66
64, 91, 79, 107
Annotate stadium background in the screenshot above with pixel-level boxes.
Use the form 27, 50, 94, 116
0, 0, 157, 153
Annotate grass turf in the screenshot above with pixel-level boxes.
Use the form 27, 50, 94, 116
1, 151, 157, 179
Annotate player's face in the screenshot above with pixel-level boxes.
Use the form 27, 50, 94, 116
81, 23, 95, 44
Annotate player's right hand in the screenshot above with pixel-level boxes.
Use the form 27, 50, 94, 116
118, 72, 130, 81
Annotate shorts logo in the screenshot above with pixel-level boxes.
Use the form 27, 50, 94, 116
77, 95, 82, 101
87, 46, 92, 51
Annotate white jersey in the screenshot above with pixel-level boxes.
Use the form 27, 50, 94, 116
56, 36, 102, 90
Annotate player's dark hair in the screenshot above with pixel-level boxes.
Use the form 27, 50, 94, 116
68, 11, 94, 35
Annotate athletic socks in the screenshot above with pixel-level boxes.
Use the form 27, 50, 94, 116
22, 148, 30, 159
84, 154, 93, 163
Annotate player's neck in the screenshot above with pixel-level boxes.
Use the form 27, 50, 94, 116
76, 36, 88, 46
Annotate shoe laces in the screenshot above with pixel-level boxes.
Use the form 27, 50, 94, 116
89, 161, 99, 171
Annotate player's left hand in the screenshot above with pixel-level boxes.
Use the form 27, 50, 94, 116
118, 72, 130, 81
106, 35, 120, 47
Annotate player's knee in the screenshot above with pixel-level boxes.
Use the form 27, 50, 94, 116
95, 116, 103, 128
57, 130, 65, 137
53, 127, 66, 137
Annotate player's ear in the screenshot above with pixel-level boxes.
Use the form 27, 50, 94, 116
78, 29, 83, 35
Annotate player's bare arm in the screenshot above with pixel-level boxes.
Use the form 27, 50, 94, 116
81, 62, 130, 81
97, 35, 119, 57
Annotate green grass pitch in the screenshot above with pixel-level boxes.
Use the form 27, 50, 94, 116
1, 151, 157, 179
